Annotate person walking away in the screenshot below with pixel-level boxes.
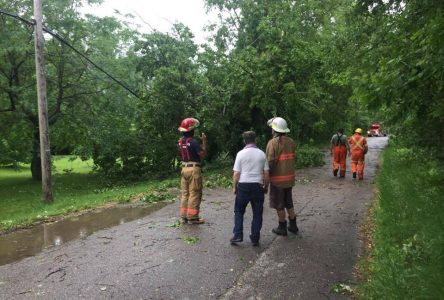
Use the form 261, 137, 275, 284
178, 117, 207, 224
266, 117, 298, 236
231, 131, 270, 246
348, 128, 368, 180
330, 128, 351, 178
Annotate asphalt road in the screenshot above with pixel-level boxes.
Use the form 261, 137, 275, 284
0, 137, 388, 300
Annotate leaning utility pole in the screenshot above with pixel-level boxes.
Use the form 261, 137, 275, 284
33, 0, 53, 203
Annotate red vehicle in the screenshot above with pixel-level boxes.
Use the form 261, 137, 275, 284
367, 123, 387, 137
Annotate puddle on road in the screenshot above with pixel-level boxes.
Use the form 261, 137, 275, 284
0, 202, 167, 266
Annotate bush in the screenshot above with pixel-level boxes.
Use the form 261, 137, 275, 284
296, 145, 324, 168
204, 172, 232, 188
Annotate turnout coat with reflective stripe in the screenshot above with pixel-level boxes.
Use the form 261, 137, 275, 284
266, 135, 296, 188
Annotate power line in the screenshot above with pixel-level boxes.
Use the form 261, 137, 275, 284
0, 9, 141, 99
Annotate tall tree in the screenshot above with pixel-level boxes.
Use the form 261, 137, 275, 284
0, 0, 139, 179
133, 23, 206, 173
203, 0, 358, 149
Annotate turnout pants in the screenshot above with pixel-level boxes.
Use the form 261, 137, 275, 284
180, 165, 203, 220
332, 145, 347, 177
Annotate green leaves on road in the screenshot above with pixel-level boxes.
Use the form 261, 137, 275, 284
182, 236, 200, 245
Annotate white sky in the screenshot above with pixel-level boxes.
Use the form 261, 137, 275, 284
82, 0, 217, 44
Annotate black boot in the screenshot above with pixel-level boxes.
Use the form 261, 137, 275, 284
288, 217, 299, 234
272, 221, 288, 236
333, 169, 338, 177
353, 172, 357, 179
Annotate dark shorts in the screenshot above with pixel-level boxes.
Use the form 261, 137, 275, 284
269, 185, 294, 210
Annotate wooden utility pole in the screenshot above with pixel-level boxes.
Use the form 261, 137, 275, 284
33, 0, 53, 203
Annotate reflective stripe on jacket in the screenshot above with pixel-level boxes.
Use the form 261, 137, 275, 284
349, 134, 368, 154
266, 135, 296, 188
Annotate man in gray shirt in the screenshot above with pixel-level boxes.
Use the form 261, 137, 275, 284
330, 128, 351, 178
231, 131, 270, 246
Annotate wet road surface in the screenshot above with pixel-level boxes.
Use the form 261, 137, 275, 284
0, 203, 168, 266
0, 137, 388, 299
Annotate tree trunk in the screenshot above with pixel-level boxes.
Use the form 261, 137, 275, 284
31, 130, 42, 181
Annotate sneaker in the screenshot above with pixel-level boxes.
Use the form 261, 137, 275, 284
251, 240, 259, 247
230, 236, 243, 244
188, 218, 205, 224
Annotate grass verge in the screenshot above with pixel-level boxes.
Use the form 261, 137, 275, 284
356, 145, 444, 299
0, 156, 179, 232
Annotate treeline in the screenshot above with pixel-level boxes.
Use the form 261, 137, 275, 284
0, 0, 442, 180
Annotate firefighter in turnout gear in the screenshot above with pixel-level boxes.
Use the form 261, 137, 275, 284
330, 128, 351, 178
265, 117, 299, 236
178, 118, 207, 224
348, 128, 368, 180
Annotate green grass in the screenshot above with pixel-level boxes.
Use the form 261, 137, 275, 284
0, 156, 179, 232
357, 146, 444, 299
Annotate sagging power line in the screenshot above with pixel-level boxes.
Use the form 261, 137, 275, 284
0, 8, 141, 99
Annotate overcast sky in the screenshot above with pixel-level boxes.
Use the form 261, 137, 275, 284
82, 0, 217, 44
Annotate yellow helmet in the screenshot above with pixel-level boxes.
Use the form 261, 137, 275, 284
355, 128, 363, 134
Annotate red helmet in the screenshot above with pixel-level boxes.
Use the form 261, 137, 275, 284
178, 118, 200, 132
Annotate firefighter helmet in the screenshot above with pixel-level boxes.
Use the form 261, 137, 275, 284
178, 118, 200, 132
355, 128, 363, 134
267, 117, 290, 133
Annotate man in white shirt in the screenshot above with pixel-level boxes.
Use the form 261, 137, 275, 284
231, 131, 270, 246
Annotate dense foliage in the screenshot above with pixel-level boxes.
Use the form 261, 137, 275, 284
346, 1, 444, 297
1, 0, 442, 178
0, 0, 139, 179
345, 0, 444, 150
0, 0, 365, 179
